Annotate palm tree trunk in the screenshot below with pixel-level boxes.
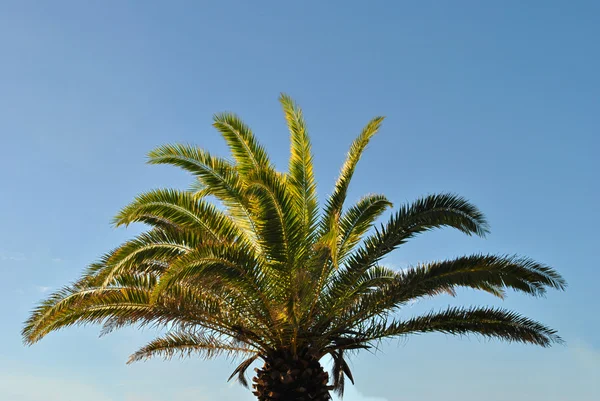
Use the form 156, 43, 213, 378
252, 348, 331, 400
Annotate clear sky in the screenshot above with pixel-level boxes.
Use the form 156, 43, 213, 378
1, 1, 598, 400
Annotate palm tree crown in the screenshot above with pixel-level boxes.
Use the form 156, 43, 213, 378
23, 94, 566, 400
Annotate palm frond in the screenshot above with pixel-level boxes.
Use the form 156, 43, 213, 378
361, 307, 563, 347
112, 189, 246, 244
280, 93, 318, 251
127, 331, 255, 363
213, 112, 272, 175
22, 282, 155, 345
228, 354, 260, 388
336, 254, 565, 330
321, 117, 385, 233
98, 228, 199, 286
330, 349, 354, 397
338, 194, 392, 263
147, 143, 236, 183
399, 254, 566, 297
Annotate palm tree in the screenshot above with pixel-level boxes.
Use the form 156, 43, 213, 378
23, 94, 565, 400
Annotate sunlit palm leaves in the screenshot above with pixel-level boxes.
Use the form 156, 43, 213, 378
23, 94, 565, 398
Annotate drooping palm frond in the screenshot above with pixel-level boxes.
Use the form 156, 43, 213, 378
23, 279, 157, 345
23, 95, 565, 400
97, 228, 197, 286
398, 254, 566, 297
358, 307, 562, 347
228, 354, 261, 388
333, 254, 567, 331
330, 349, 355, 396
23, 272, 271, 350
127, 331, 256, 363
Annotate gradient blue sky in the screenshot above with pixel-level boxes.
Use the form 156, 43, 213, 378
1, 1, 598, 400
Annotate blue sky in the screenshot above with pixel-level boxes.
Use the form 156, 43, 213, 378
1, 1, 598, 400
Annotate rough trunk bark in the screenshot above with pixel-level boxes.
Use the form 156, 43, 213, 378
252, 348, 331, 400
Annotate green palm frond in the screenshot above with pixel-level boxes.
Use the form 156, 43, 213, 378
23, 272, 266, 348
280, 93, 318, 251
335, 254, 565, 332
23, 282, 155, 345
399, 254, 566, 298
337, 194, 392, 263
113, 189, 251, 247
360, 307, 562, 347
322, 117, 385, 234
148, 143, 236, 183
127, 331, 256, 363
213, 112, 272, 176
98, 228, 199, 286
